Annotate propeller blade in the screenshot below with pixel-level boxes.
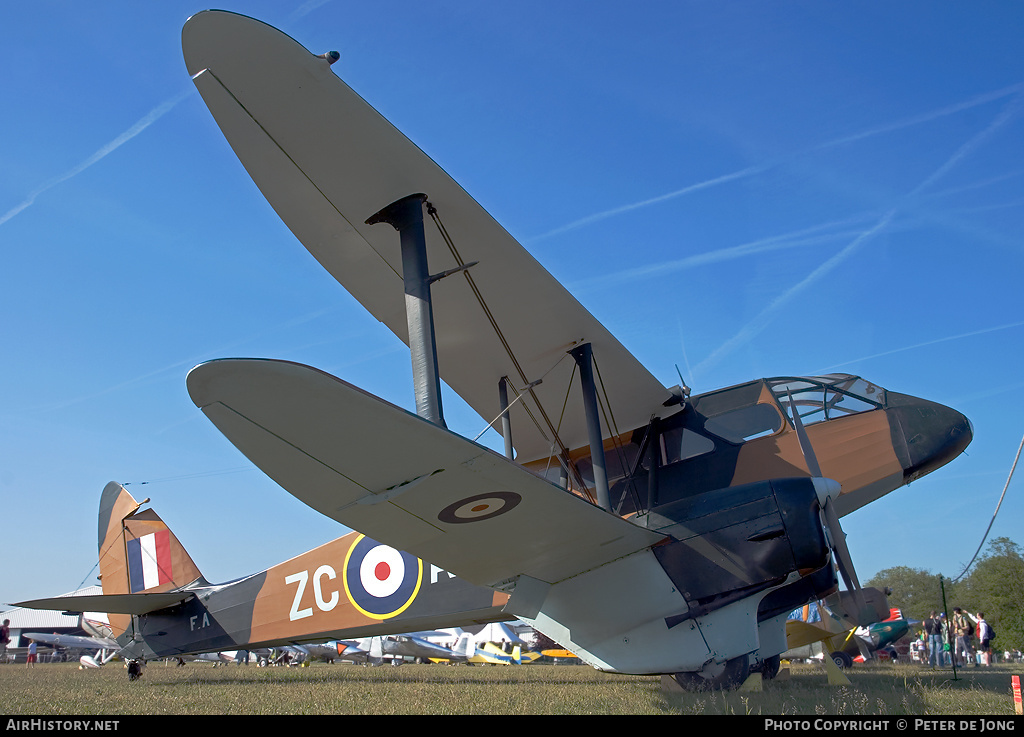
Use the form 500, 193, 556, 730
823, 486, 872, 623
823, 498, 861, 591
786, 388, 822, 477
786, 389, 870, 618
847, 629, 873, 661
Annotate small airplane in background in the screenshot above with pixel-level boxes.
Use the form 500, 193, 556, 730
21, 632, 120, 669
423, 624, 543, 665
466, 641, 542, 666
14, 11, 972, 690
336, 631, 473, 665
783, 602, 910, 669
541, 648, 581, 662
846, 610, 912, 666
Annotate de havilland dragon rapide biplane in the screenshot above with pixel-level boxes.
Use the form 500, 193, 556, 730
16, 11, 972, 689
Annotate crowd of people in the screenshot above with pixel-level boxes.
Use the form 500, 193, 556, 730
915, 609, 1007, 667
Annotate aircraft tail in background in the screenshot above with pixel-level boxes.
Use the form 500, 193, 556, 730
452, 631, 475, 660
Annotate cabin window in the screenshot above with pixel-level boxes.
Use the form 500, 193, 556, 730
703, 403, 783, 444
660, 427, 716, 465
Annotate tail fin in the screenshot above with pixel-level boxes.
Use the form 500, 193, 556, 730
453, 632, 475, 659
97, 482, 203, 635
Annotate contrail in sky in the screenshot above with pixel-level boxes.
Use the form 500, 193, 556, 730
0, 87, 193, 227
30, 305, 340, 415
571, 213, 877, 293
289, 0, 334, 22
533, 164, 769, 242
692, 91, 1023, 380
692, 209, 898, 379
818, 321, 1024, 373
532, 82, 1024, 243
813, 82, 1024, 151
571, 163, 1019, 295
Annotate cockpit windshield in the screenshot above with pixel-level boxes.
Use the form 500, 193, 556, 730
768, 374, 885, 427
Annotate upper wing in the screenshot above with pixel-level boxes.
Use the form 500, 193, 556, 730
181, 11, 671, 462
187, 358, 664, 588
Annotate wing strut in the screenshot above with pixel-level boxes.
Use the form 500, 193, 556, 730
364, 194, 614, 511
570, 343, 611, 511
498, 377, 515, 459
366, 193, 446, 428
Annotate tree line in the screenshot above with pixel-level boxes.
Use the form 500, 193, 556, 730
866, 536, 1023, 649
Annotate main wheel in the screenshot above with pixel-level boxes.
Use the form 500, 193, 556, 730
672, 654, 750, 691
126, 659, 143, 681
831, 651, 854, 669
759, 654, 781, 680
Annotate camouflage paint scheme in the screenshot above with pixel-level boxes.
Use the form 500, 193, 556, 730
95, 483, 507, 660
17, 372, 968, 667
524, 375, 970, 521
67, 361, 967, 664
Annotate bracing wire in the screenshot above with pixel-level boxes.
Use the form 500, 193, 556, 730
426, 202, 571, 457
73, 563, 100, 594
951, 432, 1024, 583
123, 466, 253, 486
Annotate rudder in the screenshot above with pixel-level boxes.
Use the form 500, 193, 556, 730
97, 482, 204, 635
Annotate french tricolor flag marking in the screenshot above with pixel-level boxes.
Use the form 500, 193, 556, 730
127, 530, 173, 593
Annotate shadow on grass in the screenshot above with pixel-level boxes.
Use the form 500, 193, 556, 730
653, 663, 1022, 716
3, 661, 1018, 715
139, 661, 623, 688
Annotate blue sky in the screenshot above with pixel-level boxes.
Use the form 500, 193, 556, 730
3, 1, 1023, 605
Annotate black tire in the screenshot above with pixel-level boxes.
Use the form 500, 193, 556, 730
759, 654, 781, 680
672, 654, 750, 691
831, 651, 854, 669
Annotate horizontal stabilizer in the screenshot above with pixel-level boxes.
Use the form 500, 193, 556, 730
14, 592, 193, 616
23, 632, 120, 651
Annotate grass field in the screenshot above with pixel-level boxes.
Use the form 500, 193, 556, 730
1, 661, 1020, 715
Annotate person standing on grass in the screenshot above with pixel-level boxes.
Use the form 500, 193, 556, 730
952, 608, 973, 667
924, 612, 943, 667
0, 619, 10, 663
976, 613, 993, 666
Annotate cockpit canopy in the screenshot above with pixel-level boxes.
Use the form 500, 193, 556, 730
767, 375, 886, 428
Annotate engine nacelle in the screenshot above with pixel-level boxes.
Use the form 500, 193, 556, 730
641, 477, 835, 619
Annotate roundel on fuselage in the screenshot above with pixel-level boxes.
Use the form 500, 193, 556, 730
342, 535, 422, 619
